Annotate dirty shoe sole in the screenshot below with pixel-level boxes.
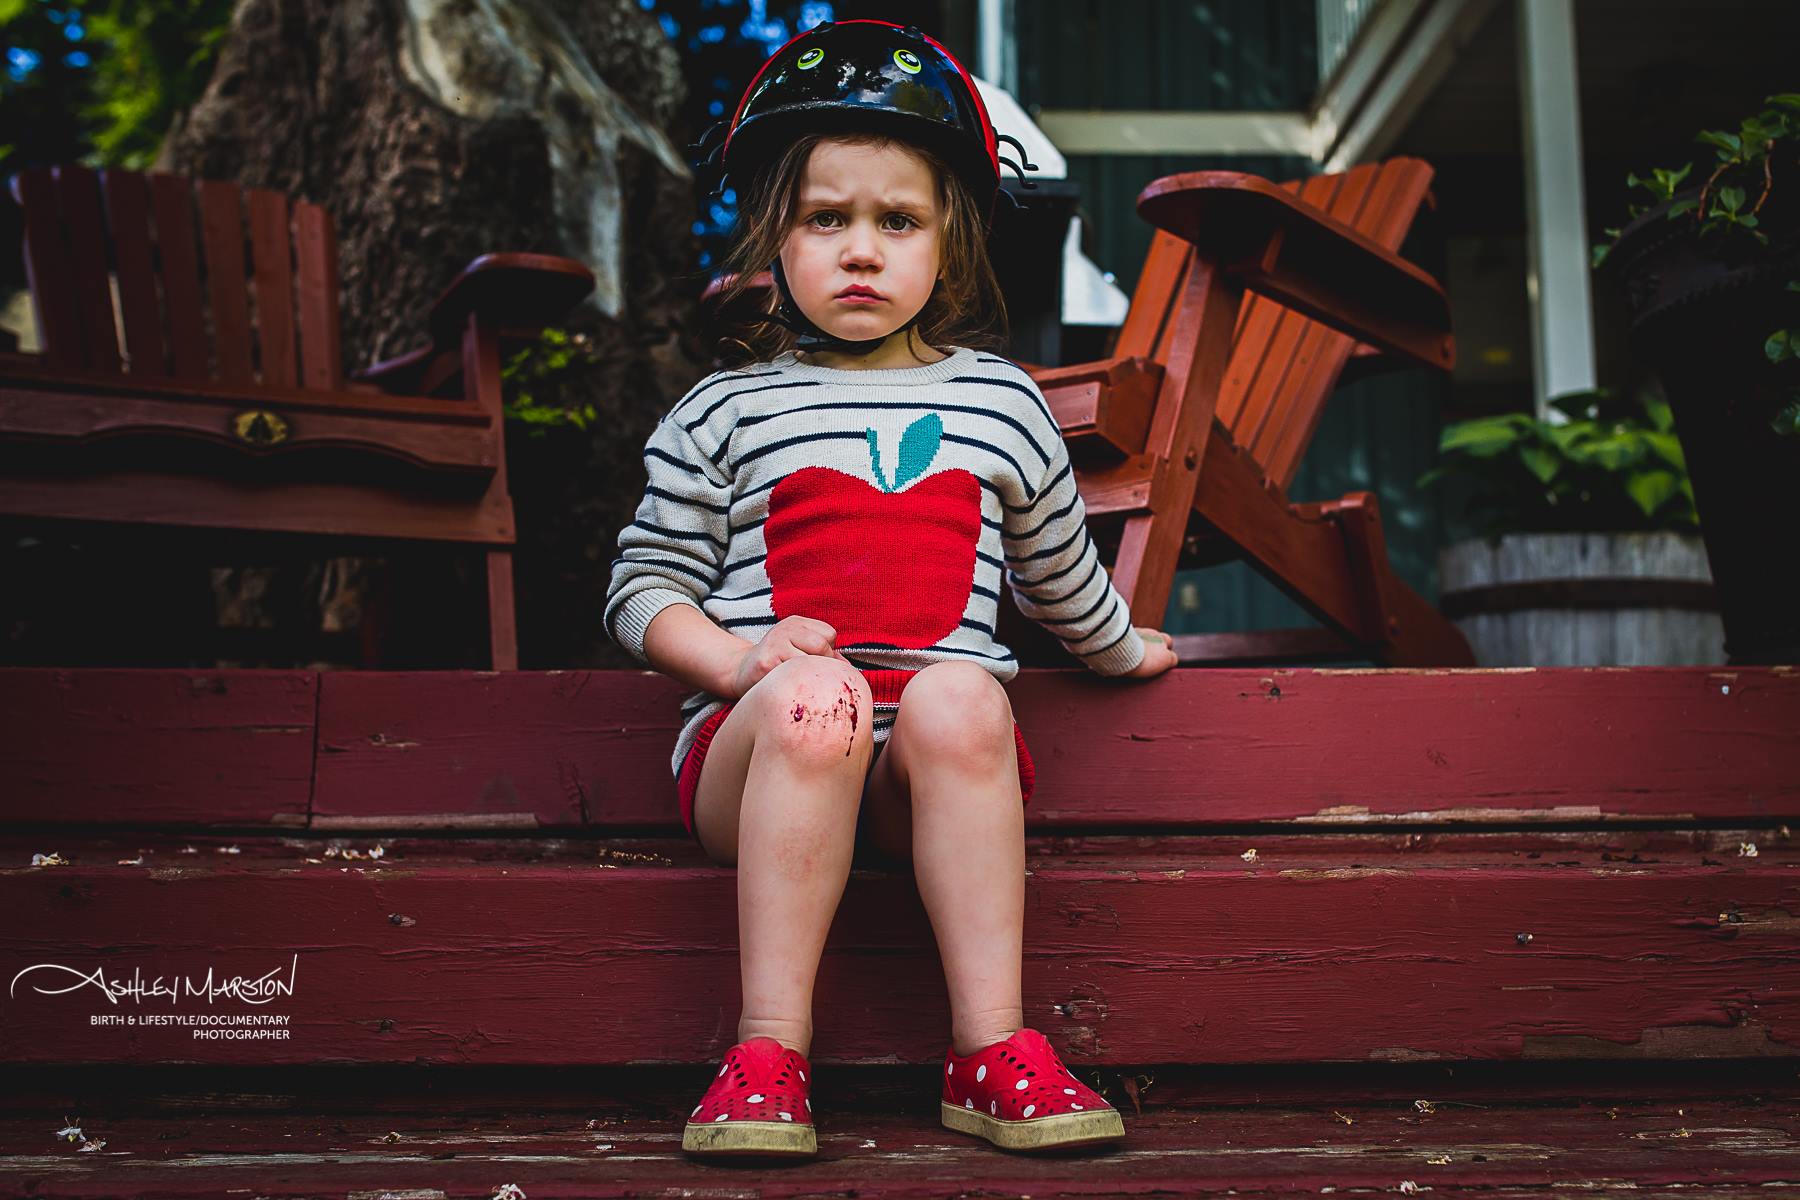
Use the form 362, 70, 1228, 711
940, 1099, 1125, 1151
682, 1117, 817, 1157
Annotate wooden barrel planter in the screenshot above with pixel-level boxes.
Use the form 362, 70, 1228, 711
1437, 532, 1724, 665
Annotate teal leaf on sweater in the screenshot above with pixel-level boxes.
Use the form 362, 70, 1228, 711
865, 427, 893, 492
893, 413, 943, 491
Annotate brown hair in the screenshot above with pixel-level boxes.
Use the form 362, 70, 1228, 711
709, 131, 1009, 367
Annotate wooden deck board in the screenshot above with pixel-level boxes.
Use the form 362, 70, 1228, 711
0, 670, 317, 826
3, 831, 1795, 1068
3, 1065, 1796, 1198
3, 667, 1795, 830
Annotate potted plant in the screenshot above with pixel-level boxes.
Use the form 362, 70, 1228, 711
1593, 91, 1800, 664
1419, 388, 1723, 666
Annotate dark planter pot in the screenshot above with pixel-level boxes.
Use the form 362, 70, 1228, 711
1607, 166, 1800, 664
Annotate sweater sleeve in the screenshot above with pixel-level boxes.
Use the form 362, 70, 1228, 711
1001, 428, 1147, 677
604, 408, 735, 665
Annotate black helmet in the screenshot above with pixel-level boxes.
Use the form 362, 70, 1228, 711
690, 19, 1039, 355
694, 19, 1038, 221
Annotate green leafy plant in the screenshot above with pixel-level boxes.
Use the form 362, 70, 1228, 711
1768, 279, 1800, 436
1591, 92, 1800, 438
1592, 91, 1800, 269
0, 0, 234, 171
1416, 388, 1700, 539
499, 327, 602, 438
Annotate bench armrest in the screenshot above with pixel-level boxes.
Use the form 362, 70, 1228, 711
1136, 172, 1454, 372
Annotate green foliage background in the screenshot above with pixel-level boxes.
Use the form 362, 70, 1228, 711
0, 0, 233, 171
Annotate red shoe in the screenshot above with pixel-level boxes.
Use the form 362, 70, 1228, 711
940, 1028, 1125, 1151
681, 1036, 817, 1157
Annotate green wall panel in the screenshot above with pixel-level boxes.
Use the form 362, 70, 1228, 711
1016, 0, 1319, 112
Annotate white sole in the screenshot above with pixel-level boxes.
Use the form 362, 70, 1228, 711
940, 1099, 1125, 1150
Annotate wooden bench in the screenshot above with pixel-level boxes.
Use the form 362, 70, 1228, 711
0, 164, 595, 669
2, 664, 1796, 1193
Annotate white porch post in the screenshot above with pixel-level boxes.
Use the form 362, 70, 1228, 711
1518, 0, 1597, 419
977, 0, 1017, 94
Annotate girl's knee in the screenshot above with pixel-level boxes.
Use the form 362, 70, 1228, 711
746, 655, 874, 766
896, 662, 1014, 766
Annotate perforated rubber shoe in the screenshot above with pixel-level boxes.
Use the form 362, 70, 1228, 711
940, 1027, 1125, 1151
681, 1036, 816, 1157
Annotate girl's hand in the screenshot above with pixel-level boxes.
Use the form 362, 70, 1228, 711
729, 614, 850, 699
1122, 627, 1178, 678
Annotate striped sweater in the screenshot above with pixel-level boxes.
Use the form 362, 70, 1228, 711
603, 344, 1147, 778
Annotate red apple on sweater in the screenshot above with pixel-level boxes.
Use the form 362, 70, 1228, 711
765, 413, 980, 649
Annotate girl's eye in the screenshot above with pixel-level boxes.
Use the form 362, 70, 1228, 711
805, 212, 916, 231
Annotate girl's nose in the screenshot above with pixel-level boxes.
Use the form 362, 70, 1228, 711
840, 222, 883, 267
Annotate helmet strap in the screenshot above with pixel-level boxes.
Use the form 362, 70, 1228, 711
768, 257, 929, 357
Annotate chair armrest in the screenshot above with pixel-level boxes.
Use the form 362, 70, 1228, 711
354, 254, 595, 394
1136, 172, 1454, 372
426, 252, 595, 343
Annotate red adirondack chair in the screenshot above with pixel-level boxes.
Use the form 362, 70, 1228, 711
1023, 157, 1475, 667
0, 164, 594, 669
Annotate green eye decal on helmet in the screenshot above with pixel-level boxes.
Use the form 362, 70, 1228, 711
797, 46, 824, 69
893, 48, 921, 73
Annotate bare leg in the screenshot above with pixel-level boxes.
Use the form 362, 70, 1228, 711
858, 662, 1025, 1057
689, 655, 874, 1058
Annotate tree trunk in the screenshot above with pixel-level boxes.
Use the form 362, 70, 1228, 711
155, 0, 705, 669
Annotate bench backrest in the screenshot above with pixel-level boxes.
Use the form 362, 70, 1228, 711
10, 164, 344, 392
1113, 158, 1435, 494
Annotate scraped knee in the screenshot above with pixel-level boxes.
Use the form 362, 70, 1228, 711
747, 655, 874, 770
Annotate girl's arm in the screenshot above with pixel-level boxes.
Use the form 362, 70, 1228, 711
641, 603, 755, 699
1002, 414, 1148, 677
605, 396, 737, 668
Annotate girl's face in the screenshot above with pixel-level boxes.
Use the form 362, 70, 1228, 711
777, 138, 943, 352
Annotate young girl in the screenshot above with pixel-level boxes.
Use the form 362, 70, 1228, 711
604, 19, 1177, 1159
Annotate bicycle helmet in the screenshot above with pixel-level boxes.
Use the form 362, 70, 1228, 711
690, 19, 1039, 354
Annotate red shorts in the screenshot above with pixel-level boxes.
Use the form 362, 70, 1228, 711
678, 667, 1036, 846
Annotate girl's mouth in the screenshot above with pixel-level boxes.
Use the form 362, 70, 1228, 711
835, 295, 885, 304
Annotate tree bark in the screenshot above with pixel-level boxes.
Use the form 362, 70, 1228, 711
156, 0, 706, 669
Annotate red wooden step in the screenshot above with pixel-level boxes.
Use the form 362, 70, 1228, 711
3, 1061, 1795, 1198
3, 830, 1795, 1068
3, 666, 1796, 829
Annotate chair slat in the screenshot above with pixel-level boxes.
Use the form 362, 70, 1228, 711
1220, 170, 1346, 435
10, 167, 84, 367
101, 169, 168, 377
247, 188, 297, 389
149, 173, 209, 379
1229, 177, 1309, 347
1149, 245, 1196, 365
1225, 170, 1351, 451
1114, 229, 1189, 361
1263, 161, 1434, 491
55, 166, 122, 373
1242, 164, 1378, 470
198, 180, 254, 385
1365, 159, 1434, 253
294, 201, 343, 391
